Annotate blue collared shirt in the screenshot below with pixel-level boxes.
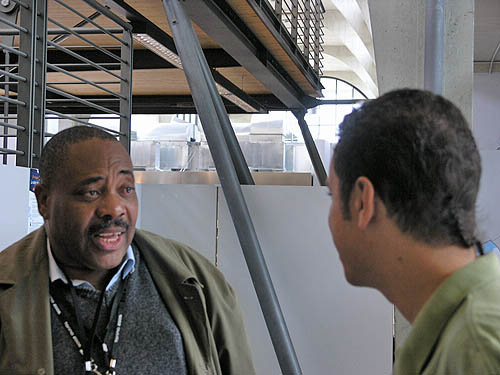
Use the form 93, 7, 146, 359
47, 238, 135, 291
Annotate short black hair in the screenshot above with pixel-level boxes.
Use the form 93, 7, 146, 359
333, 89, 481, 248
39, 126, 119, 188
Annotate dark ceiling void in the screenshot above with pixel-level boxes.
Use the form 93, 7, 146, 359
42, 94, 287, 114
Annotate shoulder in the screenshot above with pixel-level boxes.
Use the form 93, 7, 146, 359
0, 228, 47, 285
432, 278, 500, 374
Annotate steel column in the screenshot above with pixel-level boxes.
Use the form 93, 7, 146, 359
119, 29, 133, 152
162, 1, 301, 374
424, 0, 444, 94
16, 0, 35, 167
2, 52, 9, 164
293, 109, 327, 186
32, 0, 48, 167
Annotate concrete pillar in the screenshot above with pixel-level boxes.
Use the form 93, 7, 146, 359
368, 0, 474, 124
367, 0, 474, 352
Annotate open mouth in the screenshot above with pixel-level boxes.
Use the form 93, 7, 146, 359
93, 231, 126, 251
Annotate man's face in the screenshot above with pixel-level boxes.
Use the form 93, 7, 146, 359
39, 139, 138, 277
328, 162, 366, 286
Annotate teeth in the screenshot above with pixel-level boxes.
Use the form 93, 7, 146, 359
97, 232, 121, 242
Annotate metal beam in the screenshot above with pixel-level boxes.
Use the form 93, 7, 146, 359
162, 1, 302, 374
183, 0, 308, 109
293, 109, 327, 186
42, 94, 282, 114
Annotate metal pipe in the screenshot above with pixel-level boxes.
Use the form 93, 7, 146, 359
47, 41, 125, 82
81, 0, 132, 31
0, 43, 28, 58
50, 62, 121, 68
47, 18, 127, 64
46, 63, 125, 99
293, 109, 327, 186
0, 121, 25, 131
46, 98, 120, 102
46, 81, 118, 85
46, 86, 123, 116
424, 0, 445, 94
50, 10, 101, 44
0, 95, 26, 106
0, 17, 28, 33
0, 68, 27, 82
0, 147, 24, 155
45, 109, 125, 136
162, 1, 302, 374
0, 30, 20, 36
54, 0, 129, 45
47, 27, 124, 36
489, 39, 500, 74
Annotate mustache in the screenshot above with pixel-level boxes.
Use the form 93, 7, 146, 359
88, 218, 129, 236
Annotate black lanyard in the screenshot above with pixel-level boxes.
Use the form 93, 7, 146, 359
49, 270, 130, 375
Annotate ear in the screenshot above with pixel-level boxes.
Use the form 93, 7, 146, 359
351, 176, 376, 230
34, 183, 51, 220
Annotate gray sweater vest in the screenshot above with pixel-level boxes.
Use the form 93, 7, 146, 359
50, 247, 187, 375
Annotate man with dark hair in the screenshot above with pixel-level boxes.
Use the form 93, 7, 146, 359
328, 89, 500, 374
0, 126, 255, 375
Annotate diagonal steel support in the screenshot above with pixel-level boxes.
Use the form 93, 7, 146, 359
293, 109, 327, 186
162, 1, 302, 374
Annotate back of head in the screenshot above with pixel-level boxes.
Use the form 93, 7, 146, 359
333, 89, 481, 248
39, 126, 118, 189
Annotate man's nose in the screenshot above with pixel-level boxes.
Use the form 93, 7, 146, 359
96, 192, 125, 219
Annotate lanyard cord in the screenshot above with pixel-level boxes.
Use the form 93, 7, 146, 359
50, 270, 129, 375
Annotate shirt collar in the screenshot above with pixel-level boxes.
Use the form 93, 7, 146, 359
394, 253, 500, 374
47, 237, 135, 291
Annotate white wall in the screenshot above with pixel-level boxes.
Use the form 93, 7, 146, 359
473, 73, 500, 244
473, 73, 500, 150
0, 165, 29, 251
139, 184, 393, 375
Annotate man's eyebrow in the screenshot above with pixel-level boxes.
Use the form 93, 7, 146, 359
78, 176, 104, 187
119, 169, 134, 177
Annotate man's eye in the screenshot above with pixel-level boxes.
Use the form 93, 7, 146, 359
123, 186, 135, 194
83, 190, 99, 199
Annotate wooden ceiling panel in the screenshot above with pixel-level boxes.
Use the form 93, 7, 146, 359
216, 67, 270, 94
125, 0, 220, 48
47, 68, 191, 96
46, 66, 271, 97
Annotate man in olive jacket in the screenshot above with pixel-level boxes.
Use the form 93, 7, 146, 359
0, 126, 255, 375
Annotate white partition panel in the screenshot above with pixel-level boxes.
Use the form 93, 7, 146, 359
0, 165, 30, 251
217, 185, 393, 375
139, 184, 217, 263
477, 151, 500, 244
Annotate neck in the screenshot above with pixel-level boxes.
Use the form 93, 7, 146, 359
379, 240, 477, 323
61, 266, 115, 291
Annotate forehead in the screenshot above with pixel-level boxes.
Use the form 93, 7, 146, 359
61, 139, 133, 181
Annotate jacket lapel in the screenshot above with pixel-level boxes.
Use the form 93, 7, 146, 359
133, 230, 216, 375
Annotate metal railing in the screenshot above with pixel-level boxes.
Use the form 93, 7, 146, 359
265, 0, 324, 75
0, 0, 133, 167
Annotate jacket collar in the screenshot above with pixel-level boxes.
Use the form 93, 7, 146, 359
132, 229, 200, 287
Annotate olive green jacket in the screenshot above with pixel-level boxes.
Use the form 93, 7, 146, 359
0, 227, 255, 375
